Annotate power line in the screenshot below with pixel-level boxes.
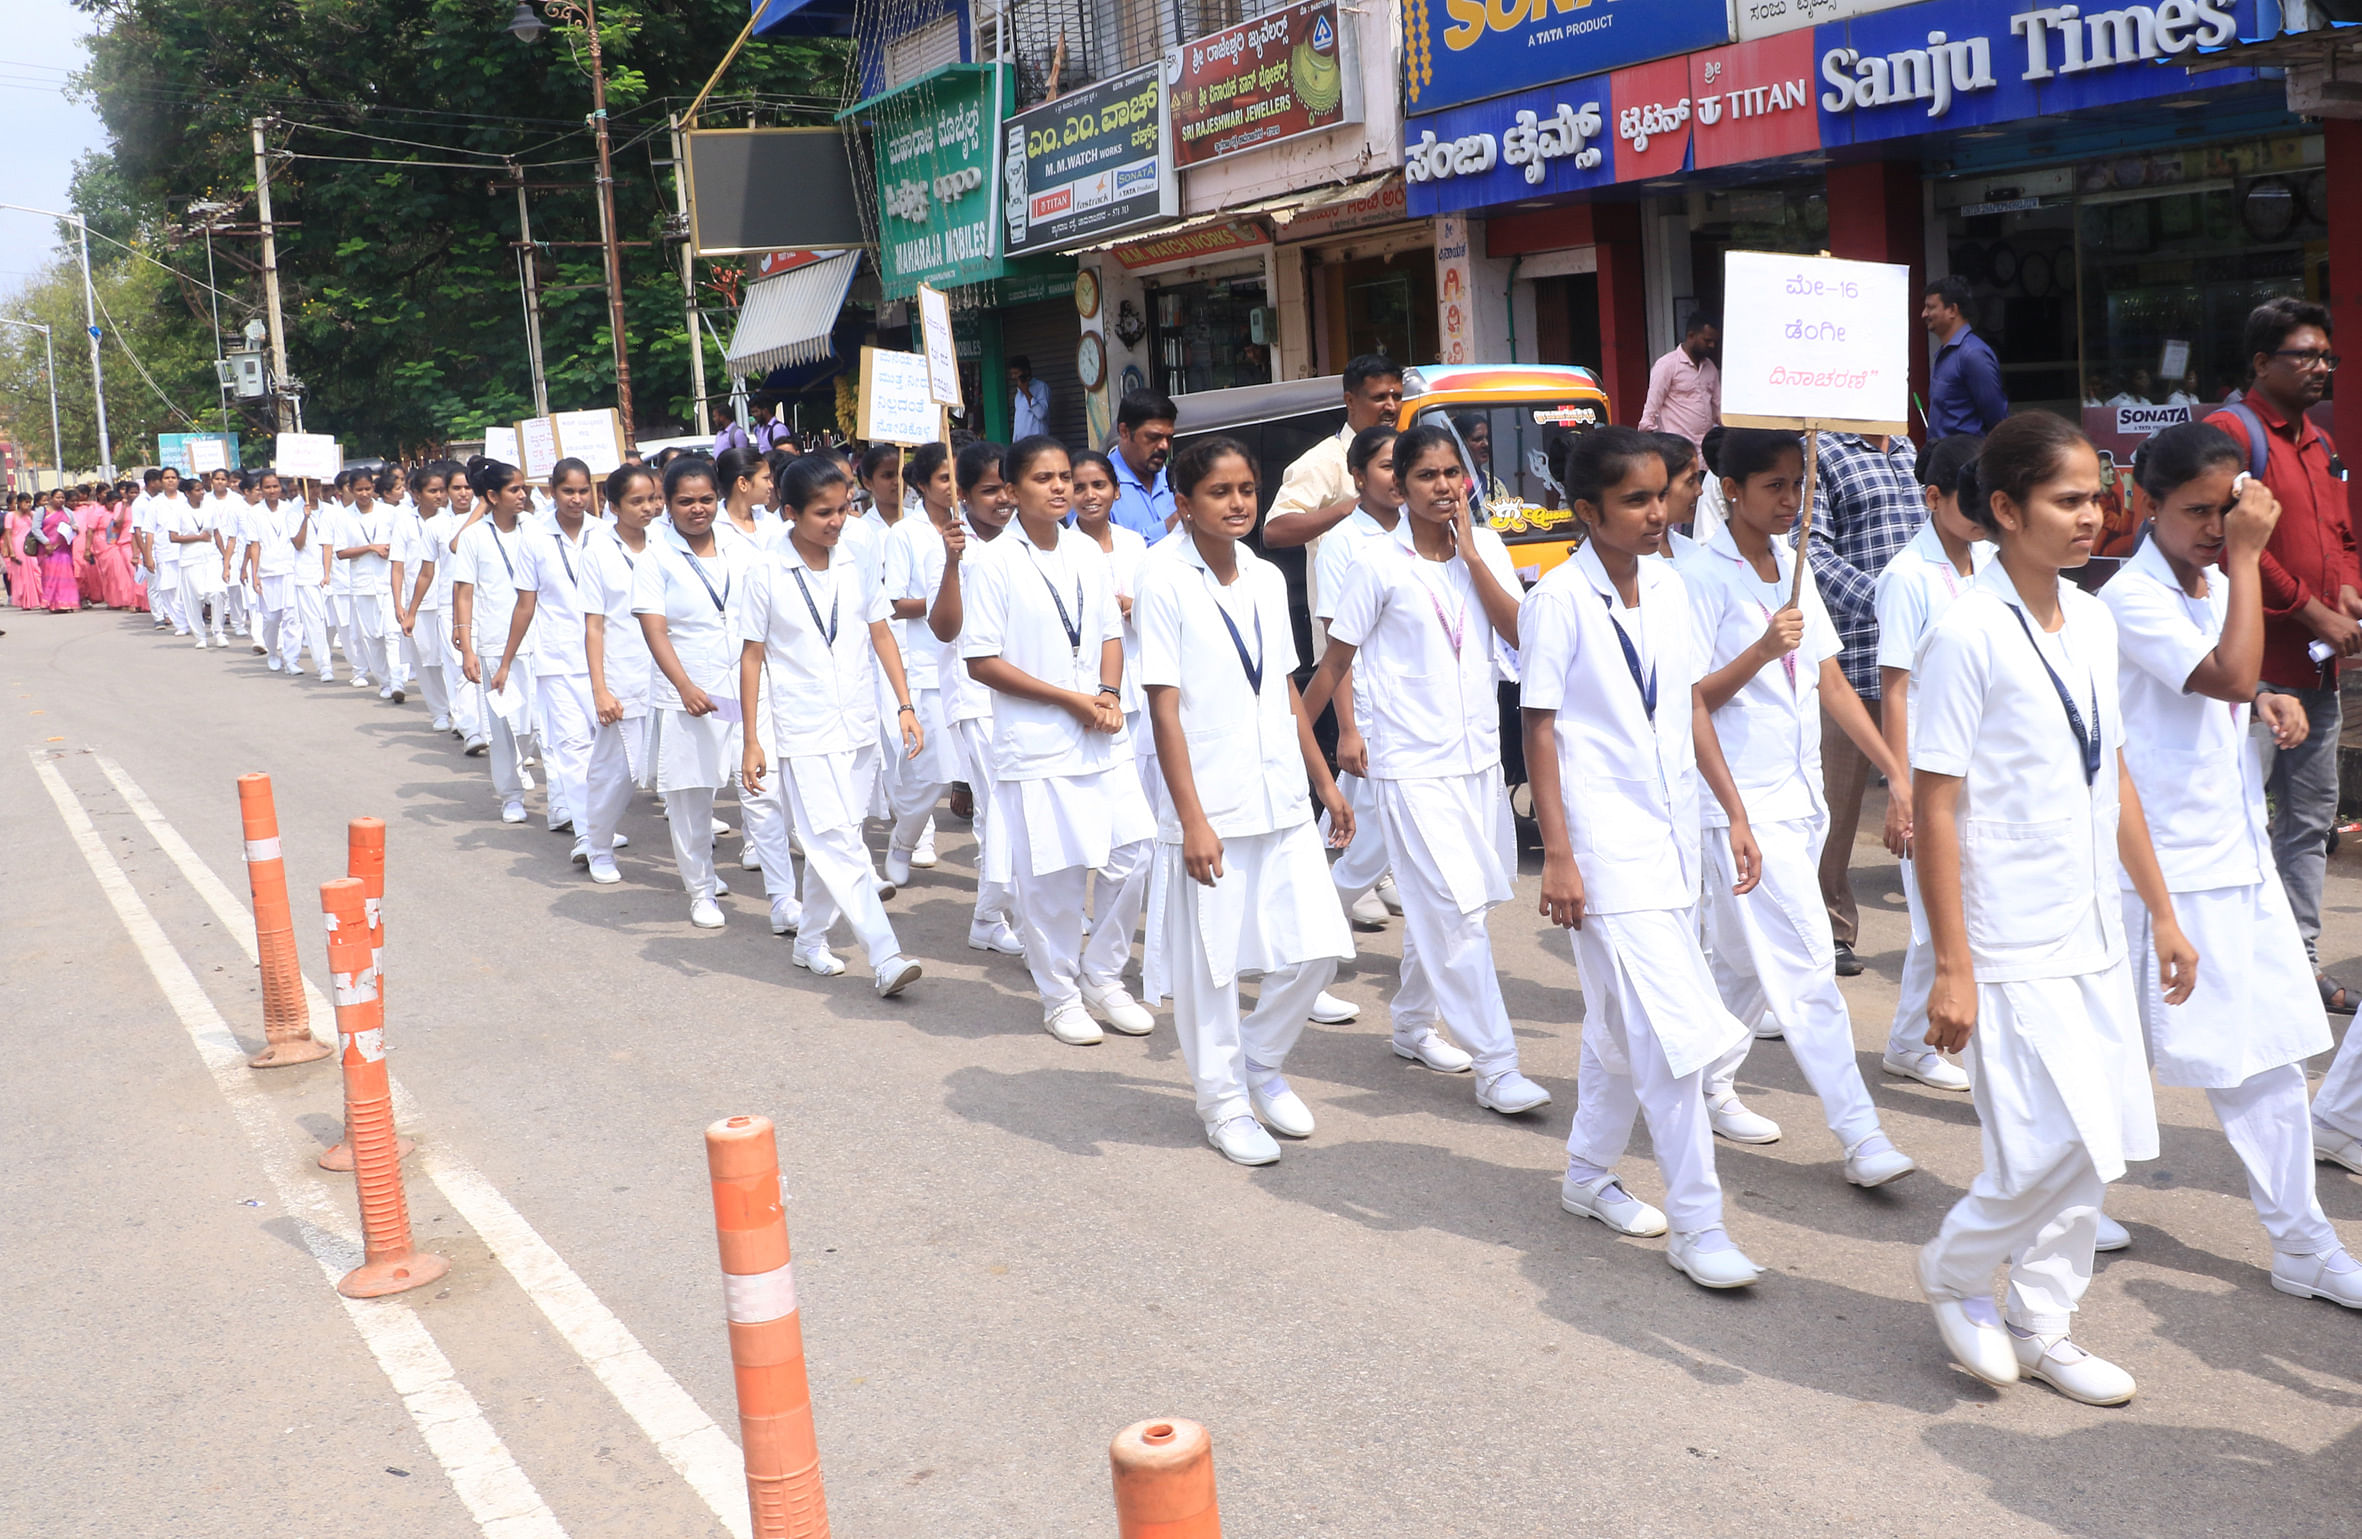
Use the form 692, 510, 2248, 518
89, 280, 200, 429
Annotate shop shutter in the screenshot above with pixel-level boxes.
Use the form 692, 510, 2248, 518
1001, 296, 1089, 449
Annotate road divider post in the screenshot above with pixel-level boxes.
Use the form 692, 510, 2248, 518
321, 817, 411, 1171
1111, 1418, 1221, 1538
237, 773, 329, 1068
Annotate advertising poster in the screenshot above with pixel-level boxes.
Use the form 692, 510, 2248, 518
1402, 0, 1730, 113
1171, 0, 1362, 168
1003, 65, 1177, 257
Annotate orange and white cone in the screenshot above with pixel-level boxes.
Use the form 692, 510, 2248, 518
321, 818, 412, 1170
706, 1114, 828, 1538
1111, 1419, 1221, 1538
323, 875, 446, 1299
238, 773, 328, 1068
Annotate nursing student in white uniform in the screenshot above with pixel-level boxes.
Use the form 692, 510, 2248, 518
229, 472, 264, 645
860, 443, 938, 871
1913, 413, 2195, 1404
879, 444, 958, 884
509, 459, 606, 853
176, 474, 231, 647
738, 455, 925, 997
288, 479, 337, 680
337, 470, 403, 699
581, 464, 660, 887
715, 445, 802, 928
241, 472, 303, 673
1679, 428, 1920, 1187
1872, 434, 1989, 1096
392, 465, 454, 732
1303, 423, 1550, 1113
1314, 425, 1411, 932
1138, 436, 1358, 1165
451, 459, 541, 825
320, 477, 361, 677
132, 471, 170, 630
2104, 422, 2361, 1309
439, 472, 486, 743
1520, 426, 1769, 1291
634, 459, 758, 927
961, 437, 1160, 1046
927, 443, 1026, 957
199, 470, 249, 640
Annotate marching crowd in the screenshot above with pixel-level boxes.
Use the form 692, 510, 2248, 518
34, 298, 2362, 1409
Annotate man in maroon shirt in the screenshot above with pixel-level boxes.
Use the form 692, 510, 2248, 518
2208, 297, 2359, 1010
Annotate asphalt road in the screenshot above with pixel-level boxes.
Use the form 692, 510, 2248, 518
6, 607, 2361, 1538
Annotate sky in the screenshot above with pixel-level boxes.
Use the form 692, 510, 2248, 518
0, 0, 111, 300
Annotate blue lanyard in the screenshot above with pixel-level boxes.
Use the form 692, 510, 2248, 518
682, 547, 729, 614
2007, 606, 2101, 786
789, 564, 838, 645
1027, 545, 1084, 658
1211, 581, 1263, 694
1601, 593, 1656, 721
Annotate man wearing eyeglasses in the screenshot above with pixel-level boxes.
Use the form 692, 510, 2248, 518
2207, 297, 2359, 1026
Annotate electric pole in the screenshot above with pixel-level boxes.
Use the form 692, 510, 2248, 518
252, 117, 295, 432
667, 112, 710, 437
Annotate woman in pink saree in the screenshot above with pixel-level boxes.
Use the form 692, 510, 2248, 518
74, 487, 111, 605
7, 493, 43, 609
38, 490, 81, 611
95, 486, 143, 610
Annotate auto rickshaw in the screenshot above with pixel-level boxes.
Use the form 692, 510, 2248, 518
1392, 362, 1612, 581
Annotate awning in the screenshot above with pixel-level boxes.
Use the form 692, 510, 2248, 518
749, 0, 857, 37
725, 251, 860, 376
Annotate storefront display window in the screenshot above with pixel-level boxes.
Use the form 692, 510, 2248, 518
1151, 279, 1275, 399
1323, 252, 1438, 370
1687, 182, 1830, 331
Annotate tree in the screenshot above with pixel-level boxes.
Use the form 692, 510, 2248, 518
63, 0, 848, 455
0, 246, 219, 473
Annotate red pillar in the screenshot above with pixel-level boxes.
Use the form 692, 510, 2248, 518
1826, 159, 1929, 441
2328, 119, 2362, 523
1590, 203, 1652, 425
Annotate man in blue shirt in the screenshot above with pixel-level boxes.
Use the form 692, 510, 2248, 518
1922, 275, 2008, 437
1106, 388, 1177, 538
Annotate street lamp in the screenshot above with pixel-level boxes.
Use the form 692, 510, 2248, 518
186, 197, 237, 451
507, 0, 637, 452
0, 318, 64, 487
0, 202, 112, 477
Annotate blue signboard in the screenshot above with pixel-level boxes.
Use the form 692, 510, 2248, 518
1402, 0, 1732, 114
1405, 75, 1621, 216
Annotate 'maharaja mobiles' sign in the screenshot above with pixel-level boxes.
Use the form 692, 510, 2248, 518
1171, 0, 1362, 168
864, 62, 1012, 299
1002, 64, 1178, 256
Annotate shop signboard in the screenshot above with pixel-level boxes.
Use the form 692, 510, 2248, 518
1402, 0, 1732, 114
1171, 0, 1362, 168
866, 63, 1013, 299
1109, 219, 1271, 271
1277, 174, 1407, 241
1736, 0, 1914, 41
1003, 64, 1177, 256
1404, 75, 1618, 217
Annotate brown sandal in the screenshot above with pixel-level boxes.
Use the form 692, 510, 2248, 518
2319, 972, 2357, 1017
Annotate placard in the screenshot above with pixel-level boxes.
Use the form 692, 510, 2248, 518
915, 284, 963, 408
1002, 64, 1177, 257
857, 346, 940, 446
274, 432, 343, 481
484, 425, 520, 466
1719, 251, 1911, 433
189, 437, 230, 474
554, 408, 625, 476
1170, 0, 1361, 168
515, 417, 561, 480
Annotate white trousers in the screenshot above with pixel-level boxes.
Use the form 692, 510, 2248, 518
1373, 779, 1518, 1077
223, 581, 248, 632
583, 715, 643, 862
1327, 770, 1391, 897
1566, 911, 1726, 1236
885, 688, 949, 854
2207, 1063, 2341, 1255
663, 787, 721, 899
475, 656, 527, 805
1924, 1144, 2105, 1337
347, 590, 393, 685
951, 717, 1017, 927
177, 577, 222, 640
154, 566, 183, 630
408, 609, 454, 724
738, 748, 800, 909
1173, 953, 1333, 1127
1888, 856, 1939, 1059
1702, 819, 1883, 1150
1002, 787, 1149, 1014
783, 751, 901, 967
258, 598, 296, 670
2317, 1019, 2362, 1146
537, 669, 595, 833
293, 585, 332, 675
330, 591, 355, 664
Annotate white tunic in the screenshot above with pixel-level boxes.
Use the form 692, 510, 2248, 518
737, 539, 893, 758
1678, 529, 1841, 829
448, 518, 533, 658
580, 534, 653, 716
884, 515, 946, 693
959, 518, 1133, 782
512, 521, 599, 677
1324, 519, 1520, 780
1874, 520, 1992, 676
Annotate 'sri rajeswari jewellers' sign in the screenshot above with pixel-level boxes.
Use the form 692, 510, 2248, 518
1170, 0, 1363, 168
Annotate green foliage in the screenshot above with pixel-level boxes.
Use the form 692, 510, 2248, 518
0, 252, 221, 472
52, 0, 848, 456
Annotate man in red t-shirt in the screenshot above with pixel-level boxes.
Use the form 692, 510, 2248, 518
2207, 297, 2358, 1014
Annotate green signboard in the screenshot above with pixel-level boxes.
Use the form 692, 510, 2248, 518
856, 62, 1013, 300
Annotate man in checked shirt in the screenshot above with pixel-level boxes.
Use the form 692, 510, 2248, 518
1806, 430, 1922, 977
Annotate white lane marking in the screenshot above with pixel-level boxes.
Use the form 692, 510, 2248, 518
34, 752, 570, 1539
89, 751, 754, 1539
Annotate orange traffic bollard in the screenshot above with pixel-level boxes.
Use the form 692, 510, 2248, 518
1111, 1418, 1221, 1539
706, 1115, 829, 1539
323, 876, 446, 1299
321, 818, 411, 1171
238, 773, 329, 1068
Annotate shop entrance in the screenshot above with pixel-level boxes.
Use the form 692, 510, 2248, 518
1149, 278, 1275, 399
1324, 251, 1437, 368
1531, 273, 1603, 374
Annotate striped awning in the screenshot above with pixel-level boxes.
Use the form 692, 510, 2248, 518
724, 251, 860, 376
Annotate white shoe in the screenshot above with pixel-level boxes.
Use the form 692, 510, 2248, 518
2317, 1125, 2362, 1176
569, 838, 591, 867
1476, 1068, 1552, 1115
884, 847, 913, 887
1391, 1029, 1474, 1074
588, 856, 621, 885
1081, 982, 1155, 1036
2010, 1327, 2135, 1405
517, 767, 535, 791
793, 945, 846, 977
464, 736, 489, 756
740, 847, 762, 871
874, 955, 921, 998
1346, 887, 1390, 928
1883, 1049, 1973, 1092
500, 800, 528, 824
710, 876, 730, 896
1844, 1133, 1918, 1188
1559, 1171, 1668, 1236
378, 685, 395, 700
1207, 1114, 1281, 1166
1667, 1229, 1764, 1289
320, 672, 336, 684
874, 873, 898, 900
911, 825, 938, 867
769, 899, 802, 935
194, 637, 210, 650
609, 832, 629, 849
2270, 1248, 2362, 1308
1248, 1076, 1316, 1138
266, 659, 282, 672
967, 918, 1025, 955
1918, 1247, 2018, 1387
710, 817, 732, 837
431, 716, 451, 732
1751, 1018, 1786, 1040
1374, 874, 1404, 915
1708, 1094, 1782, 1144
351, 674, 374, 688
1309, 990, 1360, 1024
2094, 1214, 2131, 1253
1044, 1004, 1103, 1046
689, 897, 725, 929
